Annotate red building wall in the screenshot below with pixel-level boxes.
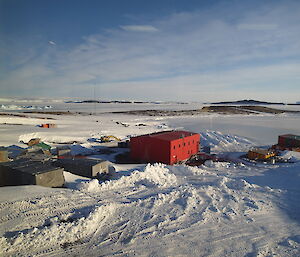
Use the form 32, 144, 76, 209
130, 131, 200, 165
130, 136, 170, 164
169, 134, 200, 164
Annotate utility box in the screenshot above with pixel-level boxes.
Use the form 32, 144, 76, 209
130, 130, 200, 165
0, 159, 65, 187
54, 158, 111, 178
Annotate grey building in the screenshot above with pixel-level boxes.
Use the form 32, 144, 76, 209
54, 158, 111, 178
0, 159, 65, 187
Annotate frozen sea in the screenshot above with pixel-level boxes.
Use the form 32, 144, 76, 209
0, 98, 300, 257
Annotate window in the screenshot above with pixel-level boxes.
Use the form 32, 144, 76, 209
173, 145, 176, 150
179, 144, 181, 148
184, 142, 186, 147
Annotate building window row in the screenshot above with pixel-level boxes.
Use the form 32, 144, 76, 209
173, 150, 194, 157
173, 141, 195, 150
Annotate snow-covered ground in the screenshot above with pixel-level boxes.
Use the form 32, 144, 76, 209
0, 100, 300, 256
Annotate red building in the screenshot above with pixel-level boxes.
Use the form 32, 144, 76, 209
130, 130, 200, 165
278, 134, 300, 148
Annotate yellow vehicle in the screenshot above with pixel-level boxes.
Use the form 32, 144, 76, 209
100, 135, 121, 142
247, 148, 276, 160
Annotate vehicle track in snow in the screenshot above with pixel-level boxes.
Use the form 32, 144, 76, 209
0, 191, 96, 229
1, 162, 299, 257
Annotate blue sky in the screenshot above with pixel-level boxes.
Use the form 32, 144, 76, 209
1, 0, 300, 102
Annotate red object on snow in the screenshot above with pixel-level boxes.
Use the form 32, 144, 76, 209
130, 130, 200, 165
41, 123, 57, 128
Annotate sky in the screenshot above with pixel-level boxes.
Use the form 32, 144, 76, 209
1, 0, 300, 102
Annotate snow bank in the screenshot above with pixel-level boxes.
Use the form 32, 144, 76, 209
0, 203, 118, 254
200, 131, 255, 152
78, 163, 177, 192
19, 133, 86, 144
78, 179, 100, 191
280, 150, 300, 162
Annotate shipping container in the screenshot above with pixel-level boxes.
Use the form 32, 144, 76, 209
278, 134, 300, 148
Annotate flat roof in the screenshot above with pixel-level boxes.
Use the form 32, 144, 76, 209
136, 130, 199, 142
0, 159, 61, 175
55, 158, 108, 167
279, 134, 300, 140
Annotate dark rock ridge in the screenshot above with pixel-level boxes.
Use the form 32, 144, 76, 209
210, 99, 285, 105
65, 100, 188, 104
111, 105, 300, 116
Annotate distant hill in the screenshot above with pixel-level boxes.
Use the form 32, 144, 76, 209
65, 100, 188, 104
287, 103, 300, 105
210, 99, 285, 105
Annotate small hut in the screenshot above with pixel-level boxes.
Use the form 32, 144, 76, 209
54, 158, 111, 178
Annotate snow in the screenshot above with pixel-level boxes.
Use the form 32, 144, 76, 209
166, 114, 300, 145
77, 163, 178, 192
280, 150, 300, 162
1, 162, 299, 256
0, 104, 52, 110
200, 130, 255, 152
0, 100, 300, 256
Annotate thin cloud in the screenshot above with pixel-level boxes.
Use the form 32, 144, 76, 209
120, 25, 159, 32
2, 1, 300, 102
237, 23, 278, 30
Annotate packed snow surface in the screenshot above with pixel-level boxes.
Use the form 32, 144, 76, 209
1, 162, 300, 256
0, 100, 300, 256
